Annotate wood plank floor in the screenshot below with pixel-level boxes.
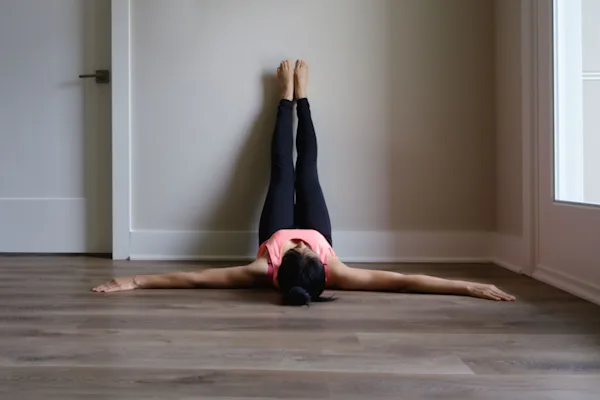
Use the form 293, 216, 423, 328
1, 256, 599, 400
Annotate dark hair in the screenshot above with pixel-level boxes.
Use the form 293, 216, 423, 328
277, 249, 336, 306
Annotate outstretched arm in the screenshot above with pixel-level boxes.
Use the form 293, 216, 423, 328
92, 259, 269, 293
328, 259, 515, 301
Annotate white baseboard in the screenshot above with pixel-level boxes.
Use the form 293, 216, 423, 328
129, 230, 490, 263
489, 257, 524, 274
533, 264, 600, 306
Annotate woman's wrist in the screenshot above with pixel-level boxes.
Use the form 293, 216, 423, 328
132, 275, 142, 289
458, 281, 472, 296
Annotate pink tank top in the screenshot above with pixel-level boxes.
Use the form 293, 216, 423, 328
257, 229, 336, 287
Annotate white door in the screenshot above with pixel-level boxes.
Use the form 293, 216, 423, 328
0, 0, 111, 253
535, 0, 600, 303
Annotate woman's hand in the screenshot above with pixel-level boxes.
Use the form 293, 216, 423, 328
465, 283, 516, 301
92, 276, 138, 293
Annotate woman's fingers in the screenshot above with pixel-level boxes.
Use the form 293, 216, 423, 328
472, 284, 516, 302
92, 279, 119, 293
92, 277, 138, 293
469, 284, 516, 301
491, 287, 516, 301
92, 284, 105, 292
483, 290, 502, 301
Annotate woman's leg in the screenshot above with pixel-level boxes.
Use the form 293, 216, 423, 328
293, 61, 333, 244
258, 61, 296, 245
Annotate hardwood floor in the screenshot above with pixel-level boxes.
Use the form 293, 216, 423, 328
1, 256, 599, 399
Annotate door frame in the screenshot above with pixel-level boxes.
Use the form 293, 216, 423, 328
111, 0, 132, 260
519, 0, 540, 276
530, 0, 600, 305
529, 0, 548, 277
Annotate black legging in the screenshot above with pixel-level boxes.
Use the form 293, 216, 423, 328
258, 98, 332, 246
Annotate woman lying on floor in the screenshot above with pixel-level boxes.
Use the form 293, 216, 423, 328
93, 60, 516, 305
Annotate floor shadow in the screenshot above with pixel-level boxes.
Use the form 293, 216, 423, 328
220, 289, 283, 306
199, 73, 279, 256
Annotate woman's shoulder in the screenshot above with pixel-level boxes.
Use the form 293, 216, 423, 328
326, 254, 341, 267
324, 255, 343, 288
247, 257, 270, 275
252, 256, 269, 267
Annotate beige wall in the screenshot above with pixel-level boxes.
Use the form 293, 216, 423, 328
494, 0, 523, 236
390, 0, 496, 230
131, 0, 496, 238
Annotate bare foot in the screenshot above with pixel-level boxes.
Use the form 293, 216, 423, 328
294, 60, 308, 100
277, 60, 294, 101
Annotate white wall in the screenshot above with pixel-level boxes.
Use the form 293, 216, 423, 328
492, 0, 527, 272
390, 0, 496, 231
130, 0, 496, 260
495, 0, 523, 237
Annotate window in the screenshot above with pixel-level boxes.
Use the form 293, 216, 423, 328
553, 0, 600, 205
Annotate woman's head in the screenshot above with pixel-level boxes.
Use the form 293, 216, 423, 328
277, 247, 333, 306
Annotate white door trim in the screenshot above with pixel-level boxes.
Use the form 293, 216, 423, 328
519, 0, 539, 276
111, 0, 132, 260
